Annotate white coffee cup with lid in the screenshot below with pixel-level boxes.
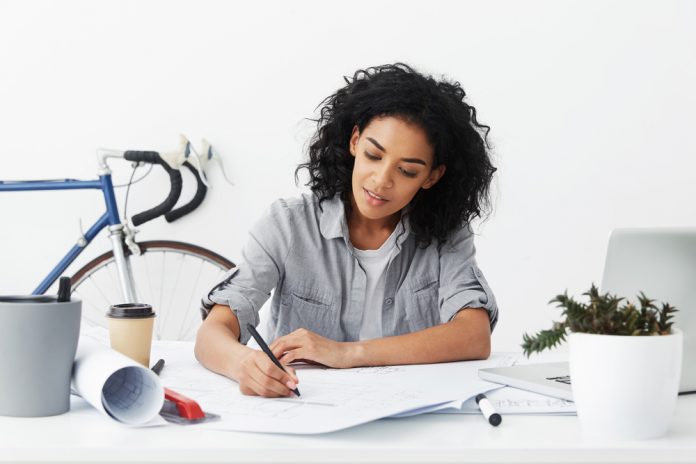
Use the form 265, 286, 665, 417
107, 303, 156, 367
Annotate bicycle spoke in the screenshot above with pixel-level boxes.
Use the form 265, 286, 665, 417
81, 296, 107, 328
105, 263, 120, 302
161, 253, 185, 339
74, 273, 113, 329
177, 258, 205, 340
157, 252, 167, 339
86, 273, 113, 310
143, 253, 156, 316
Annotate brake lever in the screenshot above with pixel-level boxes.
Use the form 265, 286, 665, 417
158, 134, 189, 170
196, 138, 234, 187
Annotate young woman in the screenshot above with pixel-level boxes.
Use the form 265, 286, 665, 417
194, 63, 498, 398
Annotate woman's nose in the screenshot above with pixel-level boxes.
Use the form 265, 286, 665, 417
372, 165, 393, 189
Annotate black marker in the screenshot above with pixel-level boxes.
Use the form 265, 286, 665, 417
246, 323, 300, 397
475, 393, 502, 426
151, 358, 165, 376
57, 277, 71, 302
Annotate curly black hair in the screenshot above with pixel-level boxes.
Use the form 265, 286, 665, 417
296, 63, 496, 246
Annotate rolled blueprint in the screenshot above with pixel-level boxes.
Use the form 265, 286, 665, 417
72, 337, 164, 425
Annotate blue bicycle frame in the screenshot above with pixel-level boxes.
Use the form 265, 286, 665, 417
0, 176, 121, 295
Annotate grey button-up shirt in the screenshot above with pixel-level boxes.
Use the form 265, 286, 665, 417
202, 193, 498, 345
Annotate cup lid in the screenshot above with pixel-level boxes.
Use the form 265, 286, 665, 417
108, 303, 154, 318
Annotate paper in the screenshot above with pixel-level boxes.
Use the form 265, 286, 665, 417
71, 334, 165, 425
403, 352, 578, 416
154, 343, 516, 434
73, 328, 572, 429
428, 386, 577, 415
454, 387, 576, 415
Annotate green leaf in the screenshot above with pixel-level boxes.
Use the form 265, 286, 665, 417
521, 285, 678, 355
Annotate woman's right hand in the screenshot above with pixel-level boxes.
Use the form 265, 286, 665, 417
194, 304, 298, 398
235, 348, 299, 398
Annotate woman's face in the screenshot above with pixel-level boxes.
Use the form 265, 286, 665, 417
349, 116, 445, 222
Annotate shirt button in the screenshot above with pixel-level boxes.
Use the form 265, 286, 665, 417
385, 298, 394, 305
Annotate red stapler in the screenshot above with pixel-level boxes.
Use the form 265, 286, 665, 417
160, 387, 220, 425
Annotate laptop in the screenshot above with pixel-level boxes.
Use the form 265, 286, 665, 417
479, 228, 696, 401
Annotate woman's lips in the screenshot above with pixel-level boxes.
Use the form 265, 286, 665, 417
363, 188, 388, 206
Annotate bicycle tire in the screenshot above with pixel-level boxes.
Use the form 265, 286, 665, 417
70, 240, 234, 341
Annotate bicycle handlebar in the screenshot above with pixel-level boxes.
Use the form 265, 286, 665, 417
164, 161, 207, 223
123, 150, 183, 226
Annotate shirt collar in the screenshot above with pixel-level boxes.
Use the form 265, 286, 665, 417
318, 195, 346, 240
318, 194, 412, 249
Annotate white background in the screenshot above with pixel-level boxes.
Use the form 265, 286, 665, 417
0, 0, 694, 351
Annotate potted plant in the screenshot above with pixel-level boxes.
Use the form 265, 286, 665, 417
522, 284, 683, 440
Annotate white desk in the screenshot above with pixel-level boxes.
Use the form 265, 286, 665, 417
1, 394, 695, 463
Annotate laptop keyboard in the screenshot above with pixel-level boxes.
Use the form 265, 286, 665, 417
546, 375, 571, 385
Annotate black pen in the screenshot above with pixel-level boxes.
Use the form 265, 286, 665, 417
246, 323, 300, 397
151, 358, 165, 376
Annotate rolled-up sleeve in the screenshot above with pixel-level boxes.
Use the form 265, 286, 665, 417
438, 226, 498, 331
200, 199, 293, 344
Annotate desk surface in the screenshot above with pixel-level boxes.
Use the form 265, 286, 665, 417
2, 394, 695, 463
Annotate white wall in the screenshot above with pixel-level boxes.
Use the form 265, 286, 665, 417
1, 0, 694, 351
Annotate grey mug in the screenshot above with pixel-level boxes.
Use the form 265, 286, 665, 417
0, 295, 81, 417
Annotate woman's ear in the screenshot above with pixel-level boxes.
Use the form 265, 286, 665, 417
349, 126, 360, 157
422, 165, 446, 189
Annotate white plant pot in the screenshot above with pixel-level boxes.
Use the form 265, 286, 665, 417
568, 329, 682, 441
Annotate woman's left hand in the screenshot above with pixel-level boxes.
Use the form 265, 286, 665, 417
270, 328, 355, 369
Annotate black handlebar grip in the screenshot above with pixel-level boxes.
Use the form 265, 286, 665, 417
124, 151, 184, 227
164, 161, 208, 223
123, 150, 161, 164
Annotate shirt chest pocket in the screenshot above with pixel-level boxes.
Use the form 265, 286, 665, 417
277, 284, 342, 340
404, 275, 440, 332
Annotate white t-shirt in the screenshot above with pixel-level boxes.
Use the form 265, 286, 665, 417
354, 229, 398, 340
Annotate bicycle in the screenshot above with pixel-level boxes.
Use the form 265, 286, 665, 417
0, 137, 235, 341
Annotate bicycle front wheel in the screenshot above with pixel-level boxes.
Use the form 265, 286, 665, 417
71, 240, 234, 341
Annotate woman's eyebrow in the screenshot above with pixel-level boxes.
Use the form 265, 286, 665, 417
400, 157, 427, 166
366, 137, 427, 166
366, 137, 386, 152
